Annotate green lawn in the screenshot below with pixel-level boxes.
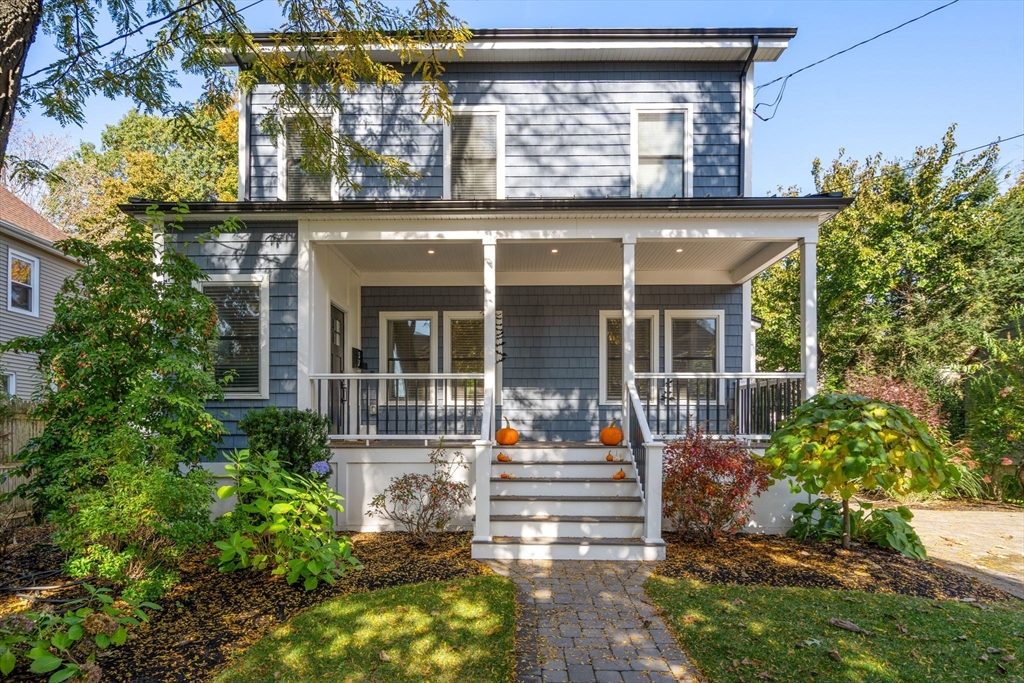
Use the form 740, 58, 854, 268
213, 575, 516, 683
646, 577, 1024, 683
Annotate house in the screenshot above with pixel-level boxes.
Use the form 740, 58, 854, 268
0, 187, 80, 400
123, 28, 851, 560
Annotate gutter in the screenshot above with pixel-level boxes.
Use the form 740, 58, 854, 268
0, 220, 80, 265
738, 35, 758, 197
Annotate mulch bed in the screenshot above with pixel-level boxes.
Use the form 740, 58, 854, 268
657, 532, 1019, 603
1, 527, 489, 682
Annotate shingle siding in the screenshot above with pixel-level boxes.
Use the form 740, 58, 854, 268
170, 223, 299, 451
248, 61, 742, 200
361, 284, 742, 441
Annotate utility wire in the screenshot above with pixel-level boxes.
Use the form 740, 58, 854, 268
755, 0, 961, 93
895, 133, 1024, 172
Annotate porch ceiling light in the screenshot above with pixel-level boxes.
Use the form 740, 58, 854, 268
551, 248, 558, 253
675, 248, 683, 253
427, 249, 435, 254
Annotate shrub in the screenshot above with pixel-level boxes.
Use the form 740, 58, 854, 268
239, 406, 331, 475
216, 450, 360, 591
661, 428, 772, 540
762, 393, 957, 549
845, 360, 946, 437
0, 583, 159, 681
789, 498, 927, 560
368, 441, 472, 545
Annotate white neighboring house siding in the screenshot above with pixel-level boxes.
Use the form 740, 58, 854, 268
0, 229, 79, 401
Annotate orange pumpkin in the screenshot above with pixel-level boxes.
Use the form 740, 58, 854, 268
496, 416, 519, 446
606, 453, 615, 462
500, 472, 509, 479
612, 468, 626, 480
600, 418, 624, 446
497, 452, 511, 463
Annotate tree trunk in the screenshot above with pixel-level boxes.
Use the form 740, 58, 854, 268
842, 497, 851, 550
0, 0, 42, 168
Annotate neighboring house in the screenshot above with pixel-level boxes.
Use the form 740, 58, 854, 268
0, 187, 79, 400
123, 28, 851, 560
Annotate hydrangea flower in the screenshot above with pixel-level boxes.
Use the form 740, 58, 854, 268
310, 460, 332, 478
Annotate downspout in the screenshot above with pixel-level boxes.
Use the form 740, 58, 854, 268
738, 35, 758, 197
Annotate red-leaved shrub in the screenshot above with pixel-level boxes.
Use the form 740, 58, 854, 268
845, 362, 945, 435
662, 428, 771, 540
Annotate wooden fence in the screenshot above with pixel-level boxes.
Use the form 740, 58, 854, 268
1, 416, 44, 520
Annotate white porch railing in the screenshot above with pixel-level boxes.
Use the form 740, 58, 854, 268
310, 373, 487, 441
634, 372, 804, 440
626, 380, 663, 545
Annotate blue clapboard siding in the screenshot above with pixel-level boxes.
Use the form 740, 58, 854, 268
361, 284, 742, 441
248, 61, 741, 200
170, 223, 299, 451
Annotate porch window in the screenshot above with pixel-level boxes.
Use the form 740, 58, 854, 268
7, 249, 38, 316
381, 312, 437, 400
599, 311, 659, 405
281, 116, 332, 201
630, 106, 693, 199
202, 274, 269, 399
444, 311, 501, 403
665, 310, 724, 401
445, 107, 505, 199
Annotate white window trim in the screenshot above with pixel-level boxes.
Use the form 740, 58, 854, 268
378, 311, 439, 375
0, 372, 15, 396
665, 309, 726, 404
443, 310, 502, 405
277, 108, 340, 201
201, 273, 270, 400
629, 104, 695, 199
599, 310, 659, 406
442, 105, 506, 200
7, 249, 40, 317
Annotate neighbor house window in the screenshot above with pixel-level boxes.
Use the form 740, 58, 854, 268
7, 249, 39, 316
0, 373, 14, 396
280, 116, 333, 201
665, 310, 724, 400
444, 107, 505, 199
380, 312, 437, 401
444, 311, 502, 403
631, 106, 693, 198
202, 274, 269, 398
600, 311, 659, 405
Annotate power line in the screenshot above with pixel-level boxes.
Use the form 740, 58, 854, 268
755, 0, 960, 93
895, 133, 1024, 172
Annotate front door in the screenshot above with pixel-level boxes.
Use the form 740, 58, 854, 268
329, 305, 346, 433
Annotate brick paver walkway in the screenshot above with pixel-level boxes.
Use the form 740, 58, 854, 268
487, 561, 700, 683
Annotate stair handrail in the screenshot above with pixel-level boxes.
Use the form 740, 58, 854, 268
627, 380, 655, 446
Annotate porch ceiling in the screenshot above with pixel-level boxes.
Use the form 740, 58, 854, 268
333, 239, 790, 275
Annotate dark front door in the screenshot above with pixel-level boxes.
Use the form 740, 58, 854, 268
329, 305, 346, 433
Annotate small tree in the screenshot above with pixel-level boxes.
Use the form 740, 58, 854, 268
662, 428, 772, 540
761, 393, 957, 549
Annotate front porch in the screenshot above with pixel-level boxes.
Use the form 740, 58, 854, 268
293, 202, 830, 559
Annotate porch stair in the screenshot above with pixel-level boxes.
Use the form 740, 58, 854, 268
471, 444, 664, 560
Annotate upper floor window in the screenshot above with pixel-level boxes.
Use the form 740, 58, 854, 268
599, 310, 659, 405
279, 116, 333, 201
630, 106, 694, 199
444, 107, 505, 200
202, 274, 270, 399
7, 249, 39, 316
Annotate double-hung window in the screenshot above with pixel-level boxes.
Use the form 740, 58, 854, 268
444, 311, 501, 403
380, 312, 437, 401
7, 249, 39, 316
279, 115, 334, 201
0, 373, 14, 397
444, 107, 505, 199
201, 274, 269, 399
599, 310, 659, 405
630, 106, 693, 198
665, 310, 724, 401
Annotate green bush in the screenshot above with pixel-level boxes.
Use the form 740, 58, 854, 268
216, 450, 360, 591
789, 498, 927, 560
239, 407, 331, 475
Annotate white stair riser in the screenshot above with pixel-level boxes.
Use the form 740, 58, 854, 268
491, 480, 639, 496
491, 498, 643, 517
490, 519, 644, 538
491, 463, 634, 478
473, 543, 666, 561
493, 448, 628, 463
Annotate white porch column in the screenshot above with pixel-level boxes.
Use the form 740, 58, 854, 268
622, 237, 636, 410
474, 236, 497, 543
643, 442, 665, 547
800, 239, 818, 400
297, 222, 312, 410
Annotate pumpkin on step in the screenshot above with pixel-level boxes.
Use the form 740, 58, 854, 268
496, 416, 519, 446
497, 452, 512, 463
606, 453, 615, 462
612, 469, 626, 480
600, 418, 624, 446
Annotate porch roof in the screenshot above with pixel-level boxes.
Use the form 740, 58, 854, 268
121, 195, 851, 224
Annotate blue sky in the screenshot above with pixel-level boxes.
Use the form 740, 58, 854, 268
19, 0, 1024, 195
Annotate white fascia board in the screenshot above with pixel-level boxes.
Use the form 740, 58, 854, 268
357, 270, 739, 287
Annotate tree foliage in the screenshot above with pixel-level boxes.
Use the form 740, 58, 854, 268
2, 0, 469, 187
42, 107, 237, 243
753, 126, 1007, 391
